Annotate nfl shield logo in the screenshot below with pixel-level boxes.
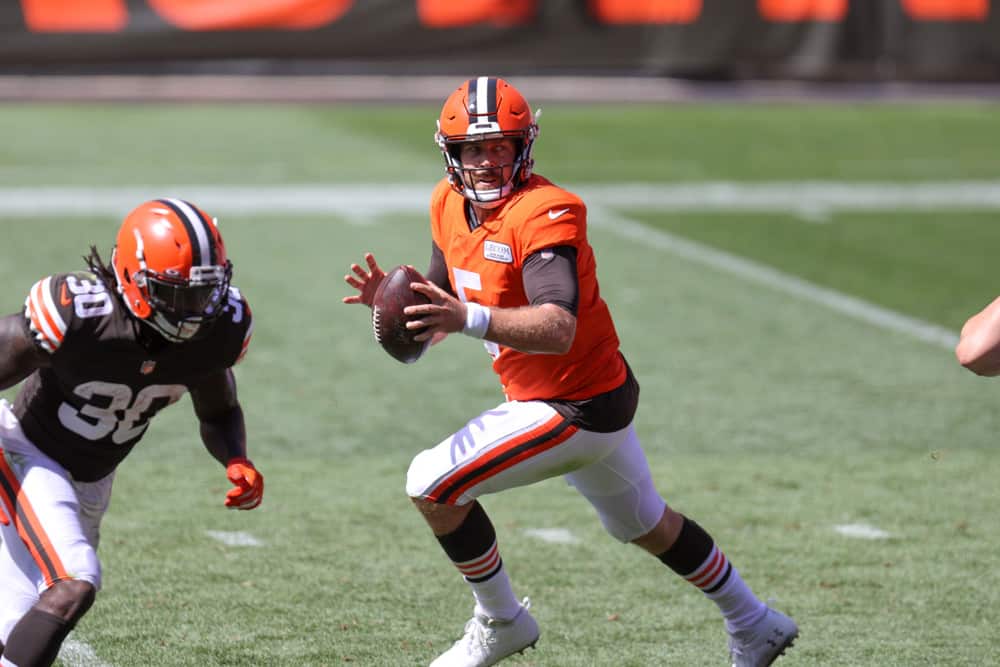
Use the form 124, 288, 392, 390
140, 360, 156, 375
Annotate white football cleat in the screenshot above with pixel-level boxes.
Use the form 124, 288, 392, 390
728, 606, 798, 667
429, 598, 540, 667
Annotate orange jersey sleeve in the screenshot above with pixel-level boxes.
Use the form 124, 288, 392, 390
430, 175, 625, 401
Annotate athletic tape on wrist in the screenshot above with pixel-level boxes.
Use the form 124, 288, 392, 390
463, 303, 491, 339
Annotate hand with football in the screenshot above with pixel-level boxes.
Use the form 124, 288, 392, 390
342, 252, 387, 308
225, 457, 264, 510
404, 280, 468, 342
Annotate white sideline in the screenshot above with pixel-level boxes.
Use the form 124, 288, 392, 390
588, 205, 959, 350
0, 182, 964, 351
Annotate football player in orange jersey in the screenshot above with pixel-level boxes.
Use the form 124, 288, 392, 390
344, 77, 797, 667
0, 199, 263, 666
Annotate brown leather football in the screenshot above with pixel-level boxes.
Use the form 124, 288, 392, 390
371, 265, 431, 364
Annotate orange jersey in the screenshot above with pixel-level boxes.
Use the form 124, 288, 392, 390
430, 174, 626, 401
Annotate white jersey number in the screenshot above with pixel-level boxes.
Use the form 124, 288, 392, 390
58, 381, 186, 444
65, 275, 113, 319
452, 267, 500, 360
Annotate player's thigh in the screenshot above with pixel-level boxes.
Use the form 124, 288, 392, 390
564, 425, 666, 542
0, 540, 38, 644
406, 400, 623, 505
0, 446, 105, 592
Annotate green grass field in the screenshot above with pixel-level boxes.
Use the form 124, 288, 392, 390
1, 101, 999, 666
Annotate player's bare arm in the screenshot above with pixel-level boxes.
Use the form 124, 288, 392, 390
405, 282, 576, 355
190, 367, 263, 510
0, 312, 49, 390
190, 368, 246, 464
343, 252, 387, 307
956, 296, 1000, 375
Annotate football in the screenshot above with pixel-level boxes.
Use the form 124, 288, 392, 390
371, 265, 431, 364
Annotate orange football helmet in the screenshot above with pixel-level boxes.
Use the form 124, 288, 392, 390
435, 76, 539, 207
112, 198, 232, 342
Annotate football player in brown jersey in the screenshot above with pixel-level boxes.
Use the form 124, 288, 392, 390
345, 77, 797, 667
0, 199, 263, 666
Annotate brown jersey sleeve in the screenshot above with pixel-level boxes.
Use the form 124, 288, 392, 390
426, 241, 456, 297
522, 245, 579, 316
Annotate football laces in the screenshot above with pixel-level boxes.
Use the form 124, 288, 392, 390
372, 305, 383, 344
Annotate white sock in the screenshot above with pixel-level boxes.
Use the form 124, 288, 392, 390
685, 544, 766, 632
453, 540, 521, 621
469, 562, 521, 621
706, 568, 767, 633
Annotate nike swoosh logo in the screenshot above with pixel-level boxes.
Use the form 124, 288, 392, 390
59, 284, 72, 306
548, 208, 570, 220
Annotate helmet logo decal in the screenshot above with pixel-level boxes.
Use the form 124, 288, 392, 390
131, 227, 148, 287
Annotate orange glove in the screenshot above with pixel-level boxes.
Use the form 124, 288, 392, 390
225, 457, 263, 510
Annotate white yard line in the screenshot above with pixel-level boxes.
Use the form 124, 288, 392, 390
0, 181, 965, 349
1, 181, 999, 216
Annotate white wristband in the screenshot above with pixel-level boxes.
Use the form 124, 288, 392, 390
463, 303, 492, 339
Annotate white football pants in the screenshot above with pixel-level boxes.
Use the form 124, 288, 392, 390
0, 400, 111, 644
406, 399, 666, 542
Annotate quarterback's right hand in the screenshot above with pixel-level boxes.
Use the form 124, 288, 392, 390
343, 253, 386, 308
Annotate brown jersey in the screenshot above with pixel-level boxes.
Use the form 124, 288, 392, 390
14, 271, 253, 482
430, 174, 626, 401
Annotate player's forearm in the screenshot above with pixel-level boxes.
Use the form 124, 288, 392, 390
484, 303, 576, 355
956, 297, 1000, 375
199, 403, 248, 465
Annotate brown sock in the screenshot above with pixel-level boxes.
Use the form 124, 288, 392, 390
3, 608, 72, 667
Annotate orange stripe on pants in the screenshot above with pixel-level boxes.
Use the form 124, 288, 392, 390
0, 450, 71, 586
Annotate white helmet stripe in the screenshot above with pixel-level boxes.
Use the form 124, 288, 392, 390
162, 197, 214, 266
475, 76, 489, 118
471, 76, 498, 122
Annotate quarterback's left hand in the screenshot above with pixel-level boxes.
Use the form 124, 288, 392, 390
225, 457, 263, 510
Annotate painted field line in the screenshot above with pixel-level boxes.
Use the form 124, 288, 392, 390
589, 206, 959, 351
59, 636, 112, 667
524, 528, 580, 544
1, 181, 1000, 216
834, 523, 891, 539
205, 530, 263, 546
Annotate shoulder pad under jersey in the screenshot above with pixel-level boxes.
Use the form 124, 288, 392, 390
23, 272, 113, 354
